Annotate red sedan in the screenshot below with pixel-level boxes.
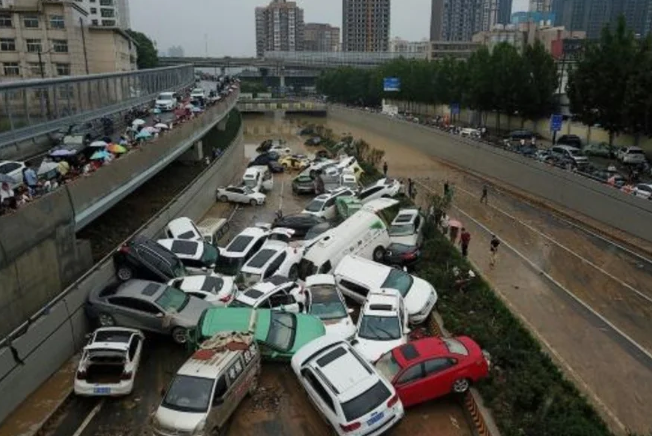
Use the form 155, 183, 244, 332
374, 336, 490, 408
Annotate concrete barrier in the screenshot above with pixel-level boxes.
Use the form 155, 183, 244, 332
329, 106, 652, 243
0, 124, 244, 424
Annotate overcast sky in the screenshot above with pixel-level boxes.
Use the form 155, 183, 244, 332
131, 0, 529, 56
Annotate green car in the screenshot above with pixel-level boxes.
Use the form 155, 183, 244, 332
191, 308, 325, 361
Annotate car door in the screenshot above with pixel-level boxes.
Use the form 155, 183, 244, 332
300, 368, 338, 426
337, 278, 370, 304
322, 196, 337, 219
422, 357, 460, 399
268, 287, 300, 312
106, 297, 165, 332
393, 363, 427, 407
262, 170, 273, 191
127, 334, 144, 375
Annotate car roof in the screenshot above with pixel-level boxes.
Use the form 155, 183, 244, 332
392, 337, 449, 367
391, 209, 419, 225
115, 279, 166, 302
363, 292, 400, 316
86, 327, 140, 352
242, 247, 282, 271
177, 332, 254, 379
237, 277, 293, 305
223, 228, 267, 255
167, 217, 199, 235
306, 274, 336, 287
157, 239, 203, 259
200, 308, 255, 338
334, 255, 388, 287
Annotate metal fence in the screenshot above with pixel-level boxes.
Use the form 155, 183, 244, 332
0, 64, 195, 149
263, 51, 428, 68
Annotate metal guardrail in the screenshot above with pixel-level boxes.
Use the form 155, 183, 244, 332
0, 65, 195, 149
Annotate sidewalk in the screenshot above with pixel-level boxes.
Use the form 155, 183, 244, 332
0, 357, 77, 436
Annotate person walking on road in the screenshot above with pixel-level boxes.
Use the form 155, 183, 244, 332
480, 184, 489, 204
444, 180, 450, 197
460, 228, 471, 257
383, 161, 388, 177
489, 235, 500, 267
407, 178, 415, 199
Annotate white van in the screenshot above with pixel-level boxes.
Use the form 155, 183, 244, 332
297, 199, 398, 280
197, 218, 230, 246
242, 166, 273, 192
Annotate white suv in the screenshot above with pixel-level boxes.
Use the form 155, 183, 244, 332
229, 275, 304, 312
291, 336, 405, 436
302, 187, 356, 220
352, 291, 410, 363
619, 146, 647, 165
239, 245, 303, 287
357, 178, 402, 204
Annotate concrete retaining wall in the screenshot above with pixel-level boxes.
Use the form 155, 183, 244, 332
0, 93, 238, 338
330, 106, 652, 243
0, 126, 244, 424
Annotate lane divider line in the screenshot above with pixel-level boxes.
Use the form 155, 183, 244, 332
71, 399, 104, 436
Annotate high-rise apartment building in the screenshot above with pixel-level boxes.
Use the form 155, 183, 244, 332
255, 0, 304, 58
551, 0, 652, 39
530, 0, 553, 12
430, 0, 512, 41
304, 23, 340, 51
77, 0, 130, 29
342, 0, 390, 52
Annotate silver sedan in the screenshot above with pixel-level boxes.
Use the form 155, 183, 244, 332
86, 279, 212, 344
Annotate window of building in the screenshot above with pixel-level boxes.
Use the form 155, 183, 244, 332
3, 62, 20, 76
23, 14, 39, 28
90, 7, 97, 14
55, 63, 70, 76
100, 8, 115, 18
49, 15, 65, 29
27, 62, 42, 77
0, 38, 15, 51
26, 39, 42, 53
101, 20, 116, 26
100, 0, 113, 5
0, 13, 12, 28
92, 19, 99, 25
52, 39, 68, 53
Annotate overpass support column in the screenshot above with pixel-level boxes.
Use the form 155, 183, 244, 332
179, 140, 204, 161
217, 118, 228, 131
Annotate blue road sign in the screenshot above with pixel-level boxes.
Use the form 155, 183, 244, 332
450, 103, 460, 115
550, 114, 563, 132
383, 77, 401, 92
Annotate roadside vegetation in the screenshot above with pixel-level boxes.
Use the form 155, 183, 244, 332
312, 125, 620, 436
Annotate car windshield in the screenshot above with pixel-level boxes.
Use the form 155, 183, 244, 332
162, 375, 214, 413
266, 312, 297, 351
305, 223, 332, 241
381, 269, 413, 297
156, 287, 190, 312
201, 244, 219, 265
341, 380, 391, 421
243, 178, 257, 188
157, 93, 173, 101
308, 285, 347, 320
569, 149, 584, 156
358, 315, 401, 340
375, 351, 402, 381
443, 338, 469, 356
305, 199, 325, 212
389, 223, 414, 236
243, 187, 255, 195
214, 254, 245, 276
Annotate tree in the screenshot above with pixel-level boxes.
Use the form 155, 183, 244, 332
491, 43, 527, 129
623, 36, 652, 139
466, 47, 495, 123
567, 16, 638, 145
126, 29, 159, 69
520, 40, 559, 121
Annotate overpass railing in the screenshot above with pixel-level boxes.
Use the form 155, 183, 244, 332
0, 64, 195, 149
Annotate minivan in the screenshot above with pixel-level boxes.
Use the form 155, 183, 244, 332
151, 332, 260, 436
297, 200, 398, 279
550, 145, 589, 168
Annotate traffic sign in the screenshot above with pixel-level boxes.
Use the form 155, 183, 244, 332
550, 114, 563, 132
383, 77, 401, 92
450, 103, 460, 115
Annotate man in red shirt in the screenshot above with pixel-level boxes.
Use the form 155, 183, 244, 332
460, 228, 471, 257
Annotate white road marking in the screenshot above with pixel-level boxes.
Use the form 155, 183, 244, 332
441, 180, 652, 305
279, 179, 285, 212
72, 399, 104, 436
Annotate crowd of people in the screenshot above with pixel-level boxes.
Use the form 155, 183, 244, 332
0, 79, 238, 217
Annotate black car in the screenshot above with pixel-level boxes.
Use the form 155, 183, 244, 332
272, 213, 325, 238
506, 129, 541, 140
269, 161, 284, 173
381, 243, 422, 270
247, 151, 280, 168
113, 235, 186, 282
556, 134, 582, 148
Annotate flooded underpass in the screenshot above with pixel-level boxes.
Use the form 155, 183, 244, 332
8, 109, 652, 436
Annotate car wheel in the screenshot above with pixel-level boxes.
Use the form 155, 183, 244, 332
372, 246, 385, 261
219, 195, 229, 202
98, 313, 116, 327
117, 266, 133, 281
172, 327, 188, 345
452, 378, 470, 394
288, 264, 298, 280
250, 199, 257, 206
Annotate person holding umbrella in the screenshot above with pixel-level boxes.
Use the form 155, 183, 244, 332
489, 235, 500, 267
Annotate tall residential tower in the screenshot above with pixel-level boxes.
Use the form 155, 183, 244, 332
342, 0, 390, 52
430, 0, 513, 41
255, 0, 304, 57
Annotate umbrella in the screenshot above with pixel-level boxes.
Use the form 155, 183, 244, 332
38, 161, 59, 176
449, 219, 463, 228
0, 174, 16, 184
144, 126, 160, 133
135, 130, 152, 140
108, 144, 127, 154
155, 123, 169, 130
90, 150, 109, 160
50, 149, 76, 157
132, 118, 146, 126
90, 140, 108, 148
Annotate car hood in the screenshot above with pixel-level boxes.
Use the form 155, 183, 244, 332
322, 317, 356, 340
177, 298, 213, 326
156, 99, 174, 105
154, 406, 205, 434
289, 315, 326, 353
390, 234, 418, 246
404, 277, 437, 315
354, 337, 406, 363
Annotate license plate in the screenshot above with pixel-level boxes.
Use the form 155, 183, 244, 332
367, 412, 384, 426
93, 387, 111, 394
